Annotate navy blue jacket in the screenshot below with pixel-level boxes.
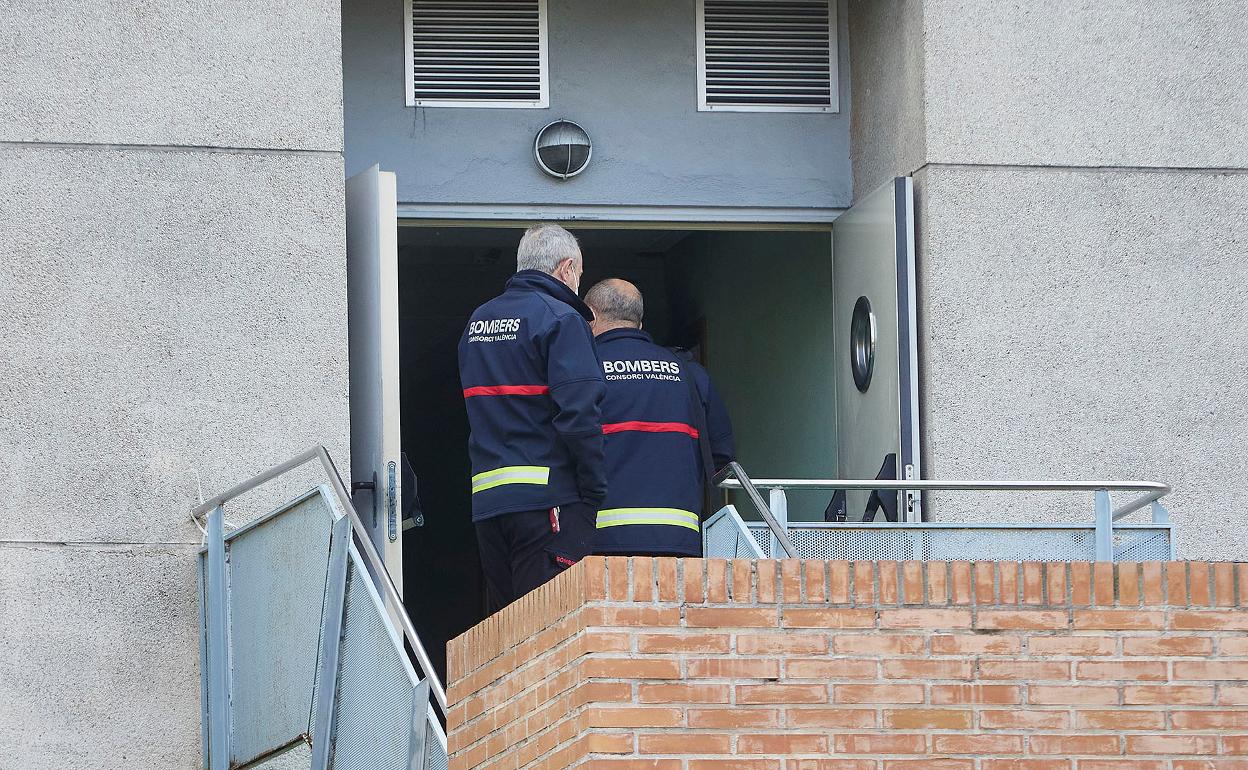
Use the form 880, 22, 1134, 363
593, 328, 735, 556
458, 271, 607, 521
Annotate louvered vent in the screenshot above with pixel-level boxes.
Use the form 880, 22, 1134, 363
406, 0, 548, 107
698, 0, 837, 111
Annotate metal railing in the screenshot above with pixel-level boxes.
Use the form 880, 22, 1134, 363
193, 445, 447, 714
714, 462, 1173, 562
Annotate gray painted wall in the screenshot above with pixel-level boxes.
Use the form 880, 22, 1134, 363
0, 2, 350, 767
848, 0, 1248, 558
343, 0, 853, 210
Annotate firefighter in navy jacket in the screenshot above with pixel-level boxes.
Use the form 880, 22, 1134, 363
584, 279, 735, 557
458, 224, 607, 612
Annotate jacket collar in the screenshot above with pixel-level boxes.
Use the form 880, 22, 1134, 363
505, 270, 594, 322
595, 327, 652, 345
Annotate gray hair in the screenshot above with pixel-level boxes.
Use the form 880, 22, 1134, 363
584, 278, 644, 327
516, 223, 581, 274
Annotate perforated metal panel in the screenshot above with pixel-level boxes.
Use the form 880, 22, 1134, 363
703, 506, 766, 559
328, 552, 422, 770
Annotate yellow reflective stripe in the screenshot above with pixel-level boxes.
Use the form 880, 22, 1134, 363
471, 465, 550, 494
596, 508, 700, 532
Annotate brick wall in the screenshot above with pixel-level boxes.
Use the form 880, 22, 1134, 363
446, 558, 1248, 770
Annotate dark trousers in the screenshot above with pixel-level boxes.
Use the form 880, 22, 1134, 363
475, 502, 597, 614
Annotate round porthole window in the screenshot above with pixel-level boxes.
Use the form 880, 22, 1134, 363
534, 120, 592, 179
850, 295, 876, 393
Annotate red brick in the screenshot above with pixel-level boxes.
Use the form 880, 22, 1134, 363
928, 561, 949, 605
1029, 636, 1116, 656
688, 658, 780, 679
1073, 610, 1164, 630
687, 708, 779, 728
1141, 562, 1165, 604
977, 610, 1067, 630
706, 559, 729, 602
1219, 685, 1248, 704
975, 562, 996, 604
1174, 762, 1248, 770
979, 660, 1071, 680
1168, 562, 1189, 607
1029, 685, 1118, 705
982, 763, 1072, 770
782, 608, 875, 628
781, 560, 802, 603
637, 633, 730, 654
834, 633, 924, 655
883, 708, 973, 729
584, 556, 607, 600
756, 560, 776, 603
686, 607, 776, 627
852, 561, 874, 604
737, 683, 827, 704
584, 606, 681, 627
786, 708, 877, 728
740, 734, 829, 754
689, 761, 780, 770
1172, 610, 1248, 630
1076, 660, 1167, 681
638, 734, 731, 755
931, 684, 1021, 705
884, 762, 972, 770
931, 634, 1021, 655
585, 631, 632, 653
1071, 562, 1092, 605
902, 561, 923, 604
835, 733, 926, 753
583, 658, 681, 679
1075, 710, 1164, 730
582, 707, 684, 728
879, 561, 900, 604
879, 608, 972, 629
1224, 735, 1248, 754
1093, 562, 1114, 606
804, 560, 827, 603
951, 561, 973, 605
1046, 563, 1068, 606
1079, 762, 1165, 770
828, 561, 851, 603
571, 681, 633, 707
737, 633, 827, 655
683, 559, 705, 603
584, 732, 634, 754
1030, 735, 1119, 754
882, 658, 974, 680
934, 734, 1024, 754
632, 556, 654, 601
731, 558, 752, 602
981, 710, 1070, 729
1126, 734, 1217, 754
1123, 636, 1212, 655
638, 682, 730, 703
1023, 562, 1045, 604
1221, 636, 1248, 656
582, 762, 682, 770
999, 562, 1020, 604
1189, 562, 1211, 606
790, 762, 875, 770
607, 556, 630, 601
787, 658, 876, 679
1175, 660, 1248, 680
1124, 685, 1215, 705
1118, 563, 1140, 606
657, 558, 678, 602
1172, 711, 1248, 729
834, 683, 925, 704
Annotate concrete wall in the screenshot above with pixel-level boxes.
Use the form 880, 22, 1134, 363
848, 0, 1248, 559
0, 2, 350, 767
343, 0, 853, 211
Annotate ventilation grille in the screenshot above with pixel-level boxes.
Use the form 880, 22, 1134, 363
407, 0, 547, 106
699, 0, 835, 111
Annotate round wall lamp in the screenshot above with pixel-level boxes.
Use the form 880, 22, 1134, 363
534, 119, 592, 179
850, 295, 877, 393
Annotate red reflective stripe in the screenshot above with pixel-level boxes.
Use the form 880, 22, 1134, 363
462, 385, 550, 398
602, 421, 699, 438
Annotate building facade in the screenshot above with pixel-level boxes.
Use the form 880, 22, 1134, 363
2, 1, 1246, 768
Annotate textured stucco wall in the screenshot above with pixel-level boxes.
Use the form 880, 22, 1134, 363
847, 0, 1248, 558
0, 1, 349, 767
344, 0, 853, 210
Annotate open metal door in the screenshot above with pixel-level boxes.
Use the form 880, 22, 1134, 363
832, 177, 921, 522
346, 164, 403, 587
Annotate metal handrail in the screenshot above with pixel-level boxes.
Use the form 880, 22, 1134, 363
717, 477, 1172, 521
193, 445, 448, 715
713, 462, 798, 558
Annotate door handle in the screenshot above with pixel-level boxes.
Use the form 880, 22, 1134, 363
401, 452, 424, 529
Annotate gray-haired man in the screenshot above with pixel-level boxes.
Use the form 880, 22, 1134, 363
458, 223, 607, 612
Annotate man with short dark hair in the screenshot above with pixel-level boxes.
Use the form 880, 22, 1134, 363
459, 223, 607, 612
584, 278, 735, 557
